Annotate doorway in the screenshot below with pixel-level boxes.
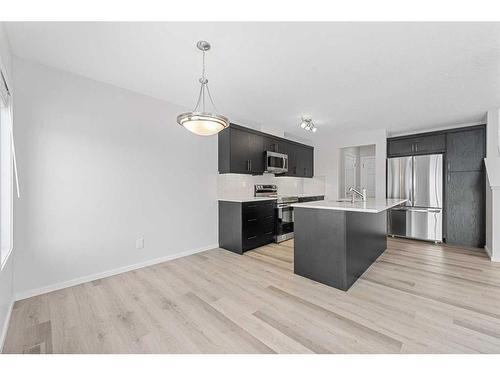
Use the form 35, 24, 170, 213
339, 144, 376, 198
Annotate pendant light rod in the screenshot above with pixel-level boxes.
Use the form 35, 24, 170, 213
191, 41, 219, 114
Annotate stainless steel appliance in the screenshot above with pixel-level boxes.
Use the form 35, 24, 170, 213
254, 184, 298, 243
265, 151, 288, 174
387, 154, 443, 242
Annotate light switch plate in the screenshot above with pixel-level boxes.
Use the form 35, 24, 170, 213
136, 237, 144, 249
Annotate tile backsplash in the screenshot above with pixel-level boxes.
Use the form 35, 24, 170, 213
217, 174, 326, 198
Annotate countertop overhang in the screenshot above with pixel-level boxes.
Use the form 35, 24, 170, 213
291, 198, 408, 213
218, 197, 277, 203
218, 194, 325, 203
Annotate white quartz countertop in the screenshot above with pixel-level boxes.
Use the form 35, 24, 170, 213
218, 194, 325, 203
218, 197, 277, 203
291, 198, 408, 213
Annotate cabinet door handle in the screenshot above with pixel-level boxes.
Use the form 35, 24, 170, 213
247, 218, 257, 222
247, 236, 257, 240
264, 231, 273, 235
250, 160, 252, 171
415, 143, 418, 152
447, 173, 450, 182
264, 215, 273, 219
447, 162, 450, 171
247, 204, 257, 208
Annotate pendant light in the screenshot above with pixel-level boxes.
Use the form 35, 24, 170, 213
177, 41, 229, 136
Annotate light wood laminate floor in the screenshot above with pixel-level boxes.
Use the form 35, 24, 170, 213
3, 238, 500, 353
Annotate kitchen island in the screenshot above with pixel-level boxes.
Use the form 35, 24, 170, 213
291, 198, 407, 291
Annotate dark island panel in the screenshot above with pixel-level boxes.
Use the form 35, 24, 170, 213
294, 208, 348, 290
345, 210, 387, 288
294, 207, 388, 291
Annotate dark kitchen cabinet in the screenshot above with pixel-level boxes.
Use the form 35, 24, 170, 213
280, 141, 298, 176
387, 138, 415, 156
219, 123, 314, 178
219, 199, 276, 254
446, 128, 485, 172
218, 126, 264, 174
263, 137, 286, 153
298, 146, 314, 178
387, 134, 445, 157
412, 134, 446, 154
445, 171, 485, 247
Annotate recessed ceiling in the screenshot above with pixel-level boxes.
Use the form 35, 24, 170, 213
5, 22, 500, 137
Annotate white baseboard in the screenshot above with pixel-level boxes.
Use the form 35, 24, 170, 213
14, 243, 219, 301
0, 299, 15, 353
484, 245, 500, 262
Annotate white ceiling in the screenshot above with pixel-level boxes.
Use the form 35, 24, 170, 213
5, 22, 500, 137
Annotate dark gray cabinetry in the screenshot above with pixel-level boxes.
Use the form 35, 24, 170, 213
219, 200, 276, 254
387, 138, 415, 156
444, 127, 486, 247
446, 128, 485, 172
295, 146, 314, 178
219, 124, 314, 178
294, 207, 387, 291
445, 171, 485, 247
263, 136, 286, 153
387, 134, 445, 157
223, 127, 264, 174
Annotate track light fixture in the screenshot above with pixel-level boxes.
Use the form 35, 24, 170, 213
299, 116, 317, 133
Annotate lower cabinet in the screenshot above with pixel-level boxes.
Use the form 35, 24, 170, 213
445, 171, 485, 247
219, 200, 276, 254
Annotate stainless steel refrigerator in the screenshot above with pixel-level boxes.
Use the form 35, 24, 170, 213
387, 154, 443, 242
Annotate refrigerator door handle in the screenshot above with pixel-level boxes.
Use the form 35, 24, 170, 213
392, 207, 442, 213
412, 156, 416, 207
407, 207, 441, 213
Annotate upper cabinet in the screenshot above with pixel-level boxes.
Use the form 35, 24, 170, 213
446, 128, 485, 172
228, 127, 264, 174
387, 133, 445, 157
218, 124, 314, 178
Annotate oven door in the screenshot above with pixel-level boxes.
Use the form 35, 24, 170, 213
266, 151, 288, 174
275, 203, 294, 242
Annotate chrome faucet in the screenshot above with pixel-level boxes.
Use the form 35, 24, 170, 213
349, 187, 367, 202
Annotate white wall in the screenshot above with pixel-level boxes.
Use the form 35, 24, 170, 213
0, 23, 14, 351
485, 108, 500, 261
13, 59, 219, 298
487, 108, 500, 158
315, 128, 387, 200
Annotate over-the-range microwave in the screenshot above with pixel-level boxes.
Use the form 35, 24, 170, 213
265, 151, 288, 174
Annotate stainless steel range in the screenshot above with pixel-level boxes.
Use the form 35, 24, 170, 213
254, 185, 298, 243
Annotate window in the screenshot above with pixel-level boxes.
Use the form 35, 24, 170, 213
0, 69, 13, 268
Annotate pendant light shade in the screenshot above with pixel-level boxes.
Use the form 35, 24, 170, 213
177, 112, 229, 136
177, 41, 229, 136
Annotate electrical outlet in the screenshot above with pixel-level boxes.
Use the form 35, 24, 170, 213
136, 237, 144, 249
